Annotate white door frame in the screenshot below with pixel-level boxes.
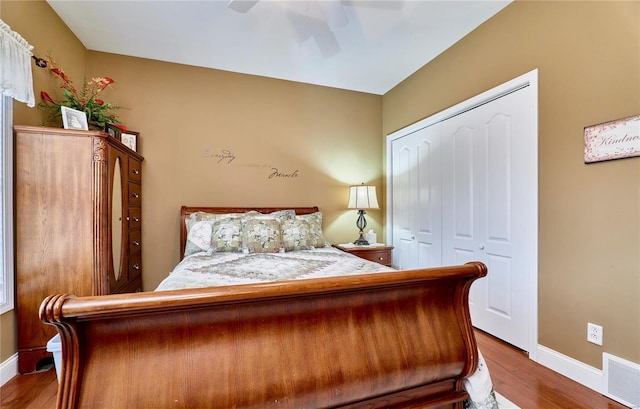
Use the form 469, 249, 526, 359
386, 69, 539, 360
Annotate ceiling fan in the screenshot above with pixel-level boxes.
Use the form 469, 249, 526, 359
228, 0, 348, 29
227, 1, 355, 57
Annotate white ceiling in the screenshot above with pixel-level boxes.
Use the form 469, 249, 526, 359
46, 0, 511, 95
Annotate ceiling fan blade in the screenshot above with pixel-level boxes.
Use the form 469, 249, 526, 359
313, 29, 340, 58
227, 0, 259, 13
317, 0, 348, 30
286, 5, 340, 58
287, 8, 314, 43
342, 0, 404, 11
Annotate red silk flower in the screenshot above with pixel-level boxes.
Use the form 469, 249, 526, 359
99, 77, 115, 90
51, 67, 71, 82
95, 99, 104, 106
40, 91, 55, 104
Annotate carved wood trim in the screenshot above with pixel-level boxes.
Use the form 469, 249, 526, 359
92, 137, 109, 295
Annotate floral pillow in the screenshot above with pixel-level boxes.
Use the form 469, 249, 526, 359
184, 212, 244, 245
242, 218, 283, 253
185, 210, 296, 255
190, 211, 244, 222
240, 209, 295, 223
281, 219, 315, 251
184, 220, 215, 257
211, 218, 243, 252
265, 209, 296, 222
295, 212, 330, 248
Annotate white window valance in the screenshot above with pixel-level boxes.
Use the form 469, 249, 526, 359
0, 19, 35, 107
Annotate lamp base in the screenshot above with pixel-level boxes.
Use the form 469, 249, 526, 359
353, 233, 370, 246
353, 209, 370, 245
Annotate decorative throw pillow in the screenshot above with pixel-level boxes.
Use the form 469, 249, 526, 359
183, 220, 215, 257
185, 212, 243, 240
265, 209, 296, 222
190, 211, 244, 222
210, 218, 243, 252
240, 209, 296, 223
242, 218, 283, 253
281, 219, 314, 251
295, 212, 330, 248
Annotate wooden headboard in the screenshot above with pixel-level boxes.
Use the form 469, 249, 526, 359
179, 206, 320, 260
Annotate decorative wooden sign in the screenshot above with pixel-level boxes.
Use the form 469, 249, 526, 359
584, 114, 640, 163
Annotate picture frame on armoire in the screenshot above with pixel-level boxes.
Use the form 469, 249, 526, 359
61, 106, 88, 131
121, 131, 139, 152
104, 123, 122, 141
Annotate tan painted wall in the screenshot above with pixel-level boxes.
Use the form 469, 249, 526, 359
383, 0, 640, 369
85, 52, 383, 291
1, 0, 383, 362
0, 0, 87, 363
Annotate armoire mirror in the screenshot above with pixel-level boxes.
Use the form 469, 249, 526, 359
111, 156, 123, 281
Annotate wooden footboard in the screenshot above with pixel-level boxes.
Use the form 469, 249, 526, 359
40, 262, 487, 409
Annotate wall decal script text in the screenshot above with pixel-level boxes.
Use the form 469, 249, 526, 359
268, 168, 299, 179
203, 149, 236, 164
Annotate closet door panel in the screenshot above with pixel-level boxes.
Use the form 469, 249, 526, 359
486, 254, 513, 317
486, 114, 512, 244
442, 118, 482, 268
473, 88, 532, 350
414, 124, 442, 268
417, 242, 437, 268
442, 87, 532, 351
452, 126, 476, 241
391, 140, 413, 269
390, 123, 441, 269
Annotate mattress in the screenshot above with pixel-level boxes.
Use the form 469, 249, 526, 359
155, 246, 394, 291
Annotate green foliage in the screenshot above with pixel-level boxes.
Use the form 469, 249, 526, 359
38, 53, 124, 128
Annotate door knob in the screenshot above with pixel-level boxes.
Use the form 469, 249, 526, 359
479, 245, 485, 250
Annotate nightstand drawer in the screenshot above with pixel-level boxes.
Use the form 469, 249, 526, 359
333, 245, 394, 267
357, 249, 392, 266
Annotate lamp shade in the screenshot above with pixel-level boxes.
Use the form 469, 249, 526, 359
347, 185, 379, 209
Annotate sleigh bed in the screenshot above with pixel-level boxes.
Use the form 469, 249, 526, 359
40, 206, 491, 409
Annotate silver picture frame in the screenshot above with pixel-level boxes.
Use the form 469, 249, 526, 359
61, 106, 88, 131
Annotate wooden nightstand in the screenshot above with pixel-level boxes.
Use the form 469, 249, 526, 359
334, 244, 394, 267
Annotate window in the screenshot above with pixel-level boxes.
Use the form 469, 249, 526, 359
0, 95, 14, 313
0, 18, 35, 313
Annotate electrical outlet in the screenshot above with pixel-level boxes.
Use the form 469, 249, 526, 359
587, 323, 603, 346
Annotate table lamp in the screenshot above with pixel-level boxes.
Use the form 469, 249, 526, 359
347, 184, 379, 245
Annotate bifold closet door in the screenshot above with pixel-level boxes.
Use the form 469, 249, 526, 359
441, 86, 533, 351
390, 123, 442, 270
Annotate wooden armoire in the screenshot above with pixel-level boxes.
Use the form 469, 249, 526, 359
14, 125, 144, 373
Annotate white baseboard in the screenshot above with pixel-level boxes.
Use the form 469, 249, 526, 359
0, 353, 18, 387
536, 344, 604, 394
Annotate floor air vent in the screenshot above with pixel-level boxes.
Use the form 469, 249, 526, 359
603, 353, 640, 408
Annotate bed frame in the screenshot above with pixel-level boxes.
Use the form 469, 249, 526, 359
40, 206, 487, 409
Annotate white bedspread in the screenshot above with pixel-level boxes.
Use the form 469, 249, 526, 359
156, 246, 394, 291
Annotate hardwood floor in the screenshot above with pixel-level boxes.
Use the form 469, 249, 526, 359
0, 366, 57, 409
0, 330, 629, 409
475, 330, 628, 409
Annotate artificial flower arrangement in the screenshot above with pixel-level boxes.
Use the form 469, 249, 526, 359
38, 53, 125, 130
